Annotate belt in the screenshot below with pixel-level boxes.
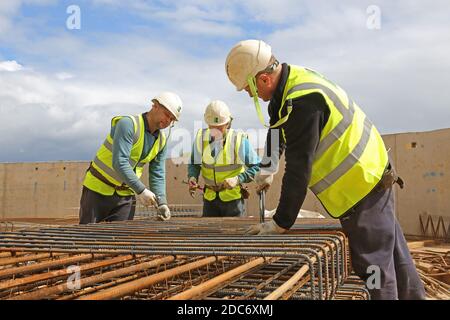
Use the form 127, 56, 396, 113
88, 164, 131, 191
374, 163, 404, 193
205, 184, 248, 199
205, 184, 226, 192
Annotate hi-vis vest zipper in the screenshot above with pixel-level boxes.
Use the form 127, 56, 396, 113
275, 65, 388, 218
195, 128, 245, 202
83, 114, 166, 196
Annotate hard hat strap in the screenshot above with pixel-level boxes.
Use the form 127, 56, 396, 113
166, 122, 174, 140
247, 75, 293, 129
227, 118, 233, 129
270, 100, 293, 129
247, 75, 269, 128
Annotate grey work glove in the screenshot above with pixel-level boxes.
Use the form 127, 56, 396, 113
188, 177, 198, 198
136, 188, 157, 207
157, 204, 171, 221
245, 220, 287, 236
223, 176, 239, 190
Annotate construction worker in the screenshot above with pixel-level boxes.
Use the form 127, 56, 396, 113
79, 92, 182, 224
225, 40, 425, 300
187, 100, 260, 217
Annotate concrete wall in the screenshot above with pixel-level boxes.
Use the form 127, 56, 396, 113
0, 162, 87, 219
383, 129, 450, 236
1, 128, 449, 236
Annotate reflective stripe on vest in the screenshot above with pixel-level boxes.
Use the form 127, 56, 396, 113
279, 65, 388, 217
100, 123, 165, 169
195, 128, 245, 202
83, 114, 166, 196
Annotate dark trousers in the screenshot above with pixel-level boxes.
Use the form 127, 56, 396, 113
202, 197, 245, 217
79, 186, 136, 224
340, 186, 425, 300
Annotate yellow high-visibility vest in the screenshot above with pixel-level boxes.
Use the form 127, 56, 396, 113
195, 128, 245, 202
275, 65, 388, 218
83, 114, 166, 196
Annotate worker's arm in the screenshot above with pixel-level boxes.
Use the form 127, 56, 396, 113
112, 117, 146, 194
187, 142, 201, 180
148, 145, 168, 205
272, 93, 329, 230
237, 137, 261, 183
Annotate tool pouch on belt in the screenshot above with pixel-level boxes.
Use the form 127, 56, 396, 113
240, 185, 250, 199
375, 163, 404, 192
88, 164, 131, 191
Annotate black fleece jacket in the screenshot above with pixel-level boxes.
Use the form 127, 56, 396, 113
261, 63, 330, 229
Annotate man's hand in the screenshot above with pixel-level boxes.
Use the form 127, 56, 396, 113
188, 177, 198, 198
244, 220, 287, 236
136, 188, 157, 207
223, 176, 239, 189
254, 171, 274, 192
157, 204, 171, 221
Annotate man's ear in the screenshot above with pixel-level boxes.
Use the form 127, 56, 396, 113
258, 73, 270, 85
152, 102, 160, 111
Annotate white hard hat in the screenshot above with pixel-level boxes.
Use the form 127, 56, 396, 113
204, 100, 232, 126
225, 39, 272, 91
152, 91, 183, 120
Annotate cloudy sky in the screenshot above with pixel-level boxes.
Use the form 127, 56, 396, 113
0, 0, 449, 162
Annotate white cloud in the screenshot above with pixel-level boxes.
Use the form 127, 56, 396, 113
1, 0, 449, 161
0, 0, 21, 34
0, 60, 23, 72
55, 72, 74, 80
180, 19, 242, 37
0, 68, 147, 161
259, 1, 450, 134
153, 2, 237, 23
91, 0, 242, 38
0, 36, 261, 161
0, 0, 56, 36
241, 0, 310, 24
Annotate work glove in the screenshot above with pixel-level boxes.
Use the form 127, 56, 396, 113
157, 204, 171, 221
223, 176, 239, 190
136, 188, 157, 207
188, 177, 198, 198
254, 170, 274, 192
244, 220, 287, 236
